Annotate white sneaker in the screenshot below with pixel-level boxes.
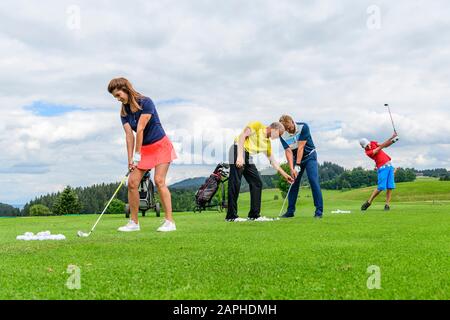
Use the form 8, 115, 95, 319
253, 216, 274, 222
118, 220, 140, 232
157, 220, 176, 232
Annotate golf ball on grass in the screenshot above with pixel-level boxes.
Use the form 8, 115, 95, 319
77, 231, 89, 237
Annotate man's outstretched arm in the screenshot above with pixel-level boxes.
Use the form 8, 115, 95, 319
372, 133, 399, 155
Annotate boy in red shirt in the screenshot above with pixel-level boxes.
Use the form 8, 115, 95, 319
360, 133, 399, 211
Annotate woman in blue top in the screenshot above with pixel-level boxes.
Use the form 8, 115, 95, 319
108, 78, 177, 232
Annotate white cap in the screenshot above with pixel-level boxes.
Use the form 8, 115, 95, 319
359, 138, 370, 148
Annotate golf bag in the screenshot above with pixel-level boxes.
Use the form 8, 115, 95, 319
194, 163, 230, 213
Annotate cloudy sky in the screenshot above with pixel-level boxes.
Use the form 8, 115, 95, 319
1, 0, 449, 205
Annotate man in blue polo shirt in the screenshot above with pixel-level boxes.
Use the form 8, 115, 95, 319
279, 115, 324, 218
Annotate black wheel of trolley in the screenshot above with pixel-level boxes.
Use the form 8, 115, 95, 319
125, 204, 130, 218
155, 202, 161, 217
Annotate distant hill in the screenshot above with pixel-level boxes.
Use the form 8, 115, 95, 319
0, 203, 21, 217
169, 166, 278, 191
170, 177, 206, 190
329, 178, 450, 202
170, 175, 278, 192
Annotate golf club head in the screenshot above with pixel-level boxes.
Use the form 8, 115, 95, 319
77, 230, 90, 238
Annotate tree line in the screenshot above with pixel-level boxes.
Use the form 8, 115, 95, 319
277, 164, 418, 196
2, 163, 447, 217
320, 167, 416, 190
20, 182, 129, 217
417, 168, 449, 178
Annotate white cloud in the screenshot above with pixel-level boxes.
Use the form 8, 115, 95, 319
0, 0, 449, 204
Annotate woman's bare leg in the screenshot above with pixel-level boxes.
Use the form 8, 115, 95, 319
128, 168, 146, 224
154, 163, 174, 222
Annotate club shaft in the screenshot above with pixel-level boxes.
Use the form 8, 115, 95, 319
279, 182, 294, 216
386, 104, 397, 133
89, 172, 130, 233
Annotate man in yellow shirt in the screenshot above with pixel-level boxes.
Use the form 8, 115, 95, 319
226, 121, 294, 222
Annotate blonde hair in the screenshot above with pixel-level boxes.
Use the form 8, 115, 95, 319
108, 77, 143, 117
279, 115, 294, 128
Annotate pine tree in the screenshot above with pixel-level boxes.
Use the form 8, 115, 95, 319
53, 186, 82, 215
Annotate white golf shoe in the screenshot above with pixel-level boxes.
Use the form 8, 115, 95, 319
118, 220, 140, 232
157, 220, 176, 232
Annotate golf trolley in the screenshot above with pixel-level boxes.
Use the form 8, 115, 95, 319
125, 170, 161, 218
194, 163, 230, 213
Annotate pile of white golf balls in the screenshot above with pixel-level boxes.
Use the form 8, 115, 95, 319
16, 231, 66, 241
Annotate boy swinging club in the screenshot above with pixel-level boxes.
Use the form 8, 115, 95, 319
360, 133, 399, 211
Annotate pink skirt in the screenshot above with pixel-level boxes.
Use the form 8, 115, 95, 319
137, 136, 177, 170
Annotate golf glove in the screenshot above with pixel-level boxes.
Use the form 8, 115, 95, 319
294, 164, 302, 174
133, 152, 141, 165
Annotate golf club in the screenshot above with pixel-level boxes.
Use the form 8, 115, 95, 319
279, 182, 295, 216
77, 170, 131, 238
385, 103, 397, 134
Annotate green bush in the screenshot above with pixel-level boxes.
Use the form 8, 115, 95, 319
277, 163, 292, 198
29, 204, 52, 216
106, 198, 126, 214
395, 168, 416, 183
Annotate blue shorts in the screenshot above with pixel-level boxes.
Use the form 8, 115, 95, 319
377, 165, 396, 191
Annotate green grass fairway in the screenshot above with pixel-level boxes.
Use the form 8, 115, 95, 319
1, 179, 449, 300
